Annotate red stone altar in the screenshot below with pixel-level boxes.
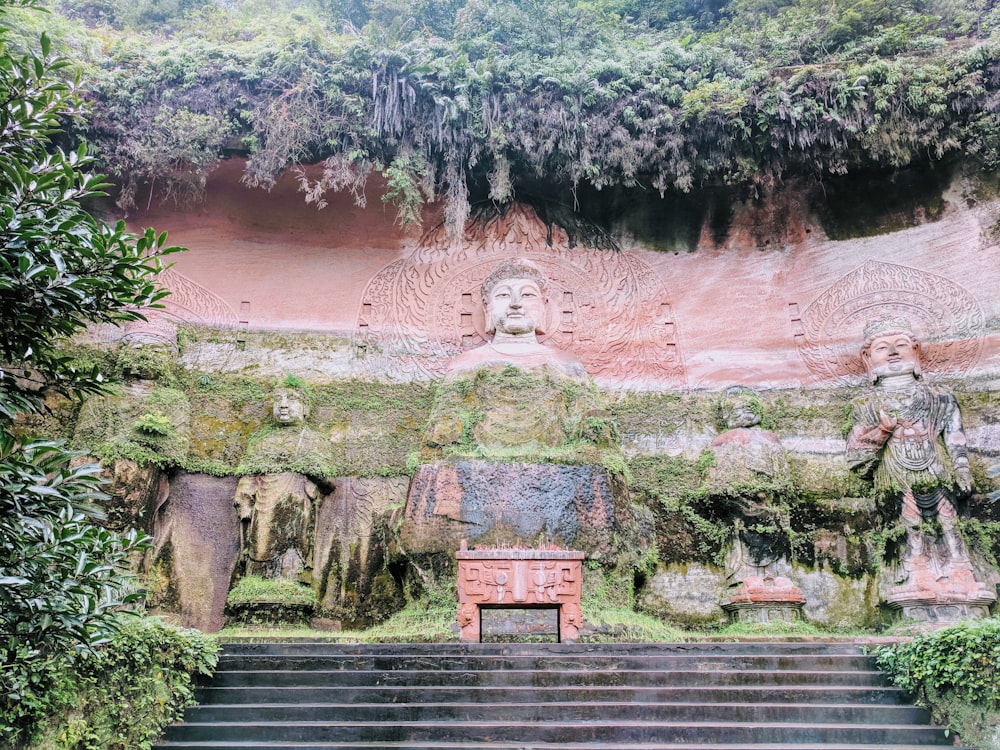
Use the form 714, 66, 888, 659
456, 540, 585, 643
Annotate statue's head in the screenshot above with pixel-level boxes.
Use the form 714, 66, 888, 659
271, 387, 309, 426
481, 258, 548, 337
718, 386, 762, 429
860, 316, 921, 383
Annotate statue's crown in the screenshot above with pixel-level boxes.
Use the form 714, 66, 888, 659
862, 315, 915, 344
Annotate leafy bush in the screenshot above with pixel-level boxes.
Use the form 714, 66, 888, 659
0, 437, 150, 746
25, 0, 1000, 237
0, 2, 180, 745
133, 411, 175, 437
875, 617, 1000, 745
39, 616, 218, 750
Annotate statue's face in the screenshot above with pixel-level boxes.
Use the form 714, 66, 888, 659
867, 333, 919, 379
486, 277, 544, 336
721, 395, 760, 429
272, 389, 306, 425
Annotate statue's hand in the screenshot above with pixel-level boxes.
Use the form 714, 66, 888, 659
957, 468, 973, 494
877, 409, 898, 436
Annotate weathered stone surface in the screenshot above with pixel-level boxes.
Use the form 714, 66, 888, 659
313, 476, 408, 625
147, 473, 240, 632
795, 566, 880, 629
233, 472, 317, 580
401, 461, 621, 555
121, 161, 1000, 390
72, 457, 165, 533
637, 562, 728, 627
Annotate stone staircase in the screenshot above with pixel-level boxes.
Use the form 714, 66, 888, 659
156, 641, 970, 749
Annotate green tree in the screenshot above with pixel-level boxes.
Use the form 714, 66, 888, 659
0, 1, 181, 743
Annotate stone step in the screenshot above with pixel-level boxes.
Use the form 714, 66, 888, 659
219, 641, 871, 656
196, 684, 911, 705
207, 667, 891, 688
214, 653, 879, 672
161, 719, 955, 745
182, 700, 931, 724
156, 745, 970, 750
157, 641, 964, 750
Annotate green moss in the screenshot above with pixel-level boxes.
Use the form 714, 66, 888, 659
72, 384, 191, 468
422, 365, 623, 471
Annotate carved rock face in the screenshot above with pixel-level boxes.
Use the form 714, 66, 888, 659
234, 472, 315, 580
866, 332, 919, 380
146, 473, 240, 632
402, 460, 623, 554
313, 476, 408, 625
486, 276, 545, 337
272, 388, 308, 425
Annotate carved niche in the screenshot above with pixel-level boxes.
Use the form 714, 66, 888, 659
353, 204, 684, 387
791, 259, 984, 386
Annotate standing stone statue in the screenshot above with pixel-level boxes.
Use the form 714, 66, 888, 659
845, 317, 995, 622
234, 387, 327, 581
704, 386, 804, 622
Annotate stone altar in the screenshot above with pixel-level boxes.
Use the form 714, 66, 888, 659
456, 541, 585, 643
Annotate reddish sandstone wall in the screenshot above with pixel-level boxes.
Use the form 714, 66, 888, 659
126, 159, 1000, 391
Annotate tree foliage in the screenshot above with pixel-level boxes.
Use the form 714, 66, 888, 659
35, 0, 1000, 231
0, 1, 181, 743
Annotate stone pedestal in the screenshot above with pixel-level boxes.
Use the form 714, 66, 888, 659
721, 575, 806, 624
456, 542, 584, 642
886, 562, 996, 627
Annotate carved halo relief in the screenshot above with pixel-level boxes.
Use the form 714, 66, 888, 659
792, 259, 984, 385
353, 205, 684, 386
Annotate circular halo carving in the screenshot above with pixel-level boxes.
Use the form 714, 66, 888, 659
352, 204, 685, 386
797, 259, 984, 386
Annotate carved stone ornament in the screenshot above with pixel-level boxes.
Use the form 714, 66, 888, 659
353, 204, 684, 387
156, 268, 241, 328
721, 575, 806, 624
793, 260, 984, 386
456, 542, 585, 642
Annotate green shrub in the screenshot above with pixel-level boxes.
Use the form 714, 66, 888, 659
23, 616, 217, 750
874, 617, 1000, 746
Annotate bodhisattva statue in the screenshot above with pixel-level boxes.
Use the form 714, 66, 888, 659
234, 387, 323, 581
846, 317, 994, 617
705, 386, 792, 566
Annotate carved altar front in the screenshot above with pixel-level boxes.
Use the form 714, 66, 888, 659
456, 541, 585, 643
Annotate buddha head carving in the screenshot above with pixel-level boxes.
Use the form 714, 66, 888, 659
481, 258, 549, 338
272, 387, 309, 426
718, 386, 762, 430
860, 317, 921, 383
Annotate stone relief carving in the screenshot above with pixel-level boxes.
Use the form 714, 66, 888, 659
313, 476, 408, 622
156, 268, 241, 328
233, 387, 325, 581
456, 544, 585, 642
845, 316, 995, 622
353, 203, 684, 387
444, 257, 589, 381
793, 259, 984, 386
702, 386, 805, 621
